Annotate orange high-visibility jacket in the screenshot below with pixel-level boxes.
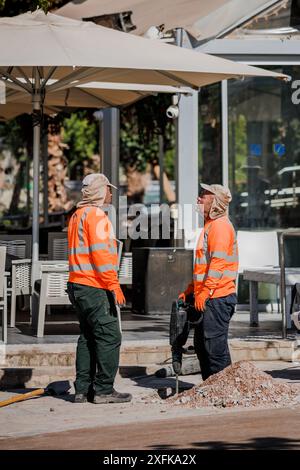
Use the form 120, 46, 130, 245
191, 215, 238, 298
68, 206, 120, 291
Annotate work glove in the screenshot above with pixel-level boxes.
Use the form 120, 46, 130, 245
194, 287, 210, 312
113, 287, 126, 307
178, 282, 194, 303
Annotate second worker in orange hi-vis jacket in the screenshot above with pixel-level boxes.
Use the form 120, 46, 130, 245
178, 183, 239, 381
67, 173, 132, 405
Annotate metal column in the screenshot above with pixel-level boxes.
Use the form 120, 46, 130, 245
176, 90, 199, 245
42, 129, 49, 226
100, 108, 120, 236
31, 67, 41, 285
221, 80, 229, 187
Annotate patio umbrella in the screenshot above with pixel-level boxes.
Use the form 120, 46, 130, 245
0, 10, 288, 282
2, 81, 191, 232
57, 0, 278, 41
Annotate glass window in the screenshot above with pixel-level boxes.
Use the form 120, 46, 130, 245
228, 0, 300, 39
228, 65, 300, 229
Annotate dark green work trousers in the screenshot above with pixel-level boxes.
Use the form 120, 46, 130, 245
67, 282, 121, 395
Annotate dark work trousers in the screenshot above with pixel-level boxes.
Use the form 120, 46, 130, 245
194, 294, 237, 381
67, 282, 121, 396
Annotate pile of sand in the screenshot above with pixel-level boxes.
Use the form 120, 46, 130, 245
169, 361, 299, 409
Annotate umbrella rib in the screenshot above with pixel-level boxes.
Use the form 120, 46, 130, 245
41, 67, 57, 89
0, 68, 31, 93
15, 67, 32, 88
77, 87, 115, 107
47, 68, 105, 93
5, 88, 25, 101
0, 77, 26, 93
38, 67, 44, 80
127, 89, 147, 97
158, 70, 199, 90
43, 104, 61, 114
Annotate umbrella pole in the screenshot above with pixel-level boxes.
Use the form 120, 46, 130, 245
31, 68, 41, 286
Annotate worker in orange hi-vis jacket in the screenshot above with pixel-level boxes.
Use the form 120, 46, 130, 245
178, 184, 239, 381
67, 173, 132, 404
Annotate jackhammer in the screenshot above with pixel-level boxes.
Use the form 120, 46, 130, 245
169, 297, 203, 394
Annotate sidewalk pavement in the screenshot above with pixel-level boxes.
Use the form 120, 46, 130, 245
1, 308, 300, 445
0, 360, 299, 443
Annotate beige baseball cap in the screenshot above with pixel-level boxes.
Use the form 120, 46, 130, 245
200, 183, 232, 203
82, 173, 118, 190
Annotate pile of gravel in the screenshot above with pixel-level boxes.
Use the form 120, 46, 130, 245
169, 361, 299, 409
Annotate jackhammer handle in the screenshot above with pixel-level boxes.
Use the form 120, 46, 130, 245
0, 388, 44, 408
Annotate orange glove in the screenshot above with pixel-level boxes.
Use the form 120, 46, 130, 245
113, 287, 126, 306
178, 282, 194, 302
195, 287, 211, 312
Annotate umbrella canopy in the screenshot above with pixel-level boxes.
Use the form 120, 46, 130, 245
0, 102, 59, 120
0, 10, 288, 282
57, 0, 280, 41
0, 9, 287, 92
4, 82, 192, 110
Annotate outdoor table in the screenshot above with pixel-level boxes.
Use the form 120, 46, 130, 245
243, 267, 300, 328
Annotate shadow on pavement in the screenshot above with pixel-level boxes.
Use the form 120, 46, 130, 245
145, 437, 300, 451
265, 366, 300, 382
189, 436, 300, 450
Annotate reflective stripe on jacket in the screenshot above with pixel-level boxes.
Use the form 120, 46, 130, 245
68, 206, 120, 291
193, 216, 238, 298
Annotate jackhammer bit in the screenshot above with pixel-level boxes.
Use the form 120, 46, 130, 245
170, 299, 189, 394
172, 345, 184, 395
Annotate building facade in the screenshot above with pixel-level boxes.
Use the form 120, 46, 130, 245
198, 0, 300, 230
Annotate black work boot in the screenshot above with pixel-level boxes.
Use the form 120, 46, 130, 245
74, 393, 88, 403
93, 389, 132, 404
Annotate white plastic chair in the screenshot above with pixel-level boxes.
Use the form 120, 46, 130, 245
0, 235, 31, 259
31, 239, 131, 337
10, 259, 65, 329
10, 258, 32, 328
31, 261, 70, 338
48, 232, 68, 260
0, 246, 7, 343
32, 240, 127, 338
118, 253, 132, 285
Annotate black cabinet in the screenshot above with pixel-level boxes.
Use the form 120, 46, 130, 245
132, 248, 193, 314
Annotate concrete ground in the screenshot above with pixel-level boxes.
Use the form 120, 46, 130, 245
1, 306, 300, 450
2, 408, 300, 450
0, 360, 299, 450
